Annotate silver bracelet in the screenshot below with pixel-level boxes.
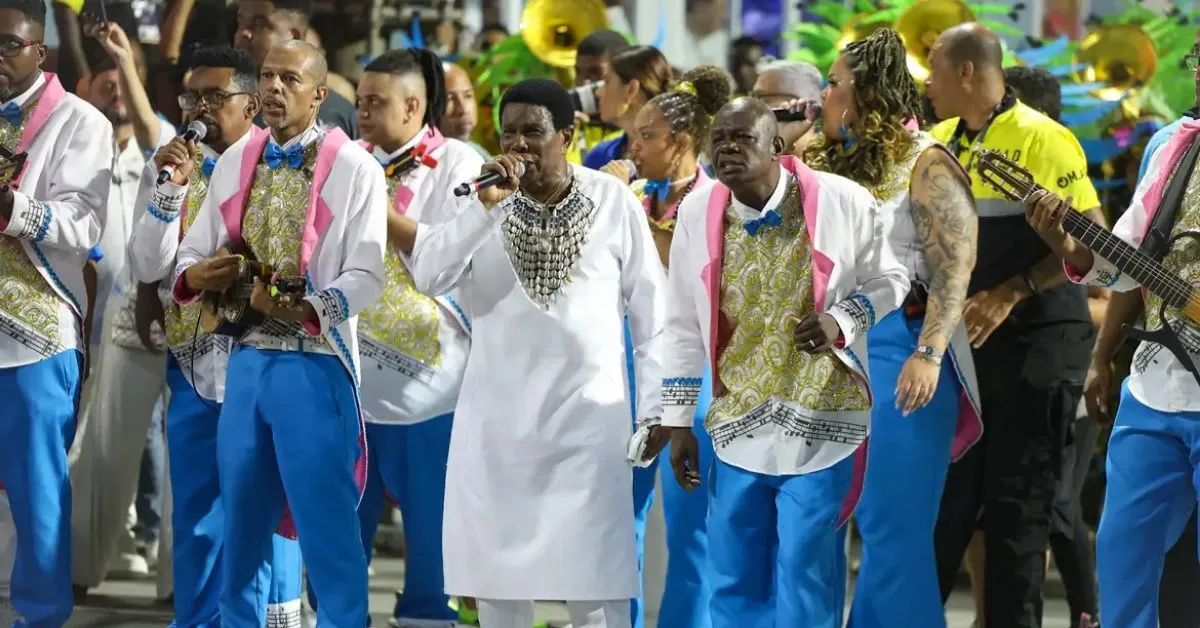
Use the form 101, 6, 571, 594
914, 345, 943, 364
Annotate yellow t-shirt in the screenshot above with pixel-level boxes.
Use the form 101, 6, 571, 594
931, 100, 1100, 215
55, 0, 86, 14
931, 99, 1100, 297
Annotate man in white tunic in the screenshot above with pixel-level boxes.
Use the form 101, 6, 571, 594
128, 45, 303, 627
335, 47, 481, 628
172, 40, 386, 626
661, 98, 909, 628
410, 78, 666, 628
0, 0, 112, 623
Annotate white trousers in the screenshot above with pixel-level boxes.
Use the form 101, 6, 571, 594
70, 312, 167, 587
476, 599, 631, 628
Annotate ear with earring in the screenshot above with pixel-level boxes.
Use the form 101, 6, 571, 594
838, 110, 856, 149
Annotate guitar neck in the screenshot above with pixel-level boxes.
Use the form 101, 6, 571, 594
1052, 191, 1191, 307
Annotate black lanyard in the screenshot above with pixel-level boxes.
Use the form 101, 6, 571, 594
946, 88, 1017, 170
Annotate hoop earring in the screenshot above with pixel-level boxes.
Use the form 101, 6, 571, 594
839, 110, 855, 149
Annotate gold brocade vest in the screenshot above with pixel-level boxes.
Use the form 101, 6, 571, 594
240, 141, 327, 345
1146, 156, 1200, 331
0, 100, 61, 346
706, 179, 869, 429
164, 155, 213, 351
357, 175, 443, 367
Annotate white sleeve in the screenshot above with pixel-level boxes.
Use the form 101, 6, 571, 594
2, 113, 113, 253
826, 187, 910, 348
410, 197, 505, 296
172, 162, 233, 305
661, 196, 710, 429
617, 184, 666, 423
128, 163, 187, 284
302, 159, 388, 336
1063, 148, 1160, 293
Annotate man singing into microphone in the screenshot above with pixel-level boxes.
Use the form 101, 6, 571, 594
172, 39, 387, 626
127, 45, 303, 627
410, 78, 665, 628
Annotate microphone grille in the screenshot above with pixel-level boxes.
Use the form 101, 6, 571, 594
186, 120, 209, 141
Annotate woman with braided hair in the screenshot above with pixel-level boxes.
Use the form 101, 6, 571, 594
799, 28, 981, 628
603, 64, 730, 628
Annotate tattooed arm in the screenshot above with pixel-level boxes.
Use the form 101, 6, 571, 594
909, 147, 978, 354
893, 147, 977, 414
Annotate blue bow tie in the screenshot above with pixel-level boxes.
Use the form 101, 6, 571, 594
743, 209, 782, 237
643, 178, 671, 203
264, 142, 305, 170
0, 102, 22, 127
201, 156, 217, 178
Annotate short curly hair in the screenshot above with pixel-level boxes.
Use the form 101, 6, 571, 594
1003, 66, 1062, 122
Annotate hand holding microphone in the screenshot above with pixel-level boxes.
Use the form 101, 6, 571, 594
600, 159, 637, 184
774, 99, 821, 153
155, 121, 208, 186
465, 154, 526, 210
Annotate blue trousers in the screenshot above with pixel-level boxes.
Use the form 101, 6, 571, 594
657, 371, 714, 628
164, 360, 302, 627
1096, 381, 1200, 628
352, 416, 458, 624
850, 309, 960, 628
0, 350, 80, 627
218, 347, 368, 627
707, 456, 853, 628
627, 321, 715, 628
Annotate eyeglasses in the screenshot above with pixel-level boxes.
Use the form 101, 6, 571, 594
177, 90, 252, 111
0, 37, 39, 58
1185, 54, 1200, 72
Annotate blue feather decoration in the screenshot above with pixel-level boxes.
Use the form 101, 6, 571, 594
1060, 82, 1107, 95
1047, 63, 1089, 78
411, 15, 426, 49
1078, 137, 1127, 163
1060, 100, 1121, 127
1014, 35, 1070, 66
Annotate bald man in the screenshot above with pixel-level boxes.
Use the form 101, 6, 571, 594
442, 62, 489, 158
925, 23, 1104, 628
171, 39, 387, 625
663, 97, 907, 627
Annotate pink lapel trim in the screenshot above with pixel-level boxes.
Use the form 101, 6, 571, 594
219, 128, 272, 250
778, 156, 831, 311
304, 128, 349, 273
1137, 119, 1200, 243
14, 73, 66, 189
182, 125, 267, 236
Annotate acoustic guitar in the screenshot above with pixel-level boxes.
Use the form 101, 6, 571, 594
976, 150, 1200, 387
198, 247, 306, 337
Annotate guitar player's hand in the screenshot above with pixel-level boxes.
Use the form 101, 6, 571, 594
183, 256, 239, 292
250, 277, 318, 323
1025, 189, 1077, 254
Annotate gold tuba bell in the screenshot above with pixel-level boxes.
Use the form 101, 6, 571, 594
895, 0, 977, 83
520, 0, 610, 69
1071, 24, 1158, 102
837, 13, 891, 50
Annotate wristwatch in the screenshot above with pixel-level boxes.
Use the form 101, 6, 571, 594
914, 345, 943, 364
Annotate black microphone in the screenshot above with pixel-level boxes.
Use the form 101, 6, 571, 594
156, 120, 209, 185
454, 160, 527, 198
773, 103, 822, 122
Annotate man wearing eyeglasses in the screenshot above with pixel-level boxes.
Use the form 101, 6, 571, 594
0, 0, 113, 624
751, 59, 824, 156
125, 44, 305, 628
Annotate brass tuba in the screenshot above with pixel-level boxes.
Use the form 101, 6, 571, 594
837, 13, 891, 50
895, 0, 977, 82
520, 0, 610, 69
1071, 23, 1158, 102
